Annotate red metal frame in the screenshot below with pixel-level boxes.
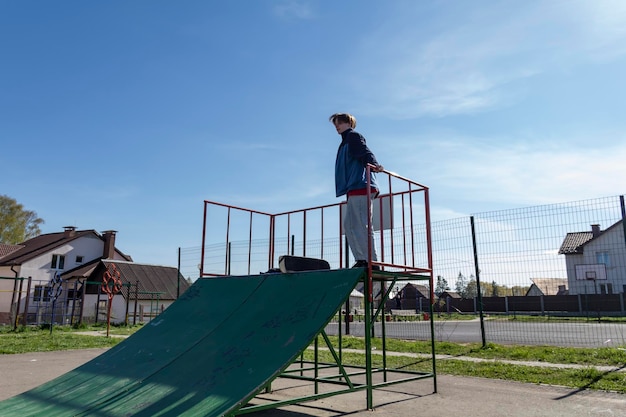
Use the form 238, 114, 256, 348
199, 169, 435, 411
199, 169, 433, 288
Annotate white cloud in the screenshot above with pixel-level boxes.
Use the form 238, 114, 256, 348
430, 206, 470, 222
272, 1, 316, 20
346, 1, 626, 119
559, 0, 626, 61
416, 132, 626, 206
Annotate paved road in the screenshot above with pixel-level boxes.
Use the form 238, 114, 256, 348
1, 349, 624, 417
326, 320, 626, 347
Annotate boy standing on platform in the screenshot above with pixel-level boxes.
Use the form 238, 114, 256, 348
330, 113, 384, 270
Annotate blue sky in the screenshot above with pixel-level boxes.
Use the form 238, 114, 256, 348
2, 1, 625, 268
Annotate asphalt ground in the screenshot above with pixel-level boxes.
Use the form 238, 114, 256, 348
1, 349, 624, 416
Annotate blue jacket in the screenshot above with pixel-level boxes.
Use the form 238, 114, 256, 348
335, 128, 379, 197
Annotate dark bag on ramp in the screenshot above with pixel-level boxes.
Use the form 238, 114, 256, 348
278, 255, 331, 273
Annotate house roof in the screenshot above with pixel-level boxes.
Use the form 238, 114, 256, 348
558, 232, 594, 255
60, 258, 101, 279
440, 291, 461, 298
400, 283, 431, 298
0, 244, 23, 260
526, 278, 568, 296
97, 260, 190, 300
0, 229, 132, 265
350, 289, 364, 298
558, 220, 623, 255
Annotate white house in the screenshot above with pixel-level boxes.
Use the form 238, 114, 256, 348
0, 227, 188, 326
63, 259, 189, 324
348, 288, 364, 312
558, 221, 626, 295
525, 278, 568, 296
0, 227, 131, 325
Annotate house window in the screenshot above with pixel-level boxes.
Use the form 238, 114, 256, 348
97, 300, 107, 318
76, 255, 84, 264
34, 285, 52, 302
599, 283, 613, 295
51, 254, 65, 269
596, 251, 610, 267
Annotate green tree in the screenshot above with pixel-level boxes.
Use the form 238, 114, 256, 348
511, 285, 529, 296
490, 280, 501, 297
0, 195, 44, 244
464, 275, 479, 298
454, 272, 468, 297
480, 281, 492, 296
434, 275, 450, 297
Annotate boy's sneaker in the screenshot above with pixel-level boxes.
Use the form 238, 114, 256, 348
352, 260, 380, 271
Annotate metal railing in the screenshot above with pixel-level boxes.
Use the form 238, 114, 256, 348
199, 168, 436, 411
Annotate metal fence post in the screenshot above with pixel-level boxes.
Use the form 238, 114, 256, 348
133, 281, 139, 325
22, 277, 32, 326
615, 195, 625, 315
470, 216, 486, 347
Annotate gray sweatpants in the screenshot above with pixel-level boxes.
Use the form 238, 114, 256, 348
344, 195, 378, 262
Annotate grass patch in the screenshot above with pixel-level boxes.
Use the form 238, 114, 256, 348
302, 350, 626, 393
0, 332, 121, 354
71, 322, 145, 336
325, 336, 626, 367
481, 314, 626, 323
0, 323, 145, 354
2, 325, 625, 392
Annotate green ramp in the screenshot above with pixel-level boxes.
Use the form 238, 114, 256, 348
0, 268, 362, 416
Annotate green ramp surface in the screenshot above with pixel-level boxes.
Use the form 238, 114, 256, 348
0, 268, 362, 417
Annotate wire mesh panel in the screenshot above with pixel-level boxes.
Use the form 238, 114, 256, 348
191, 193, 626, 347
468, 196, 626, 346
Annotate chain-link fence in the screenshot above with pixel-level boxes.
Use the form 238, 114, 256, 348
180, 194, 626, 347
